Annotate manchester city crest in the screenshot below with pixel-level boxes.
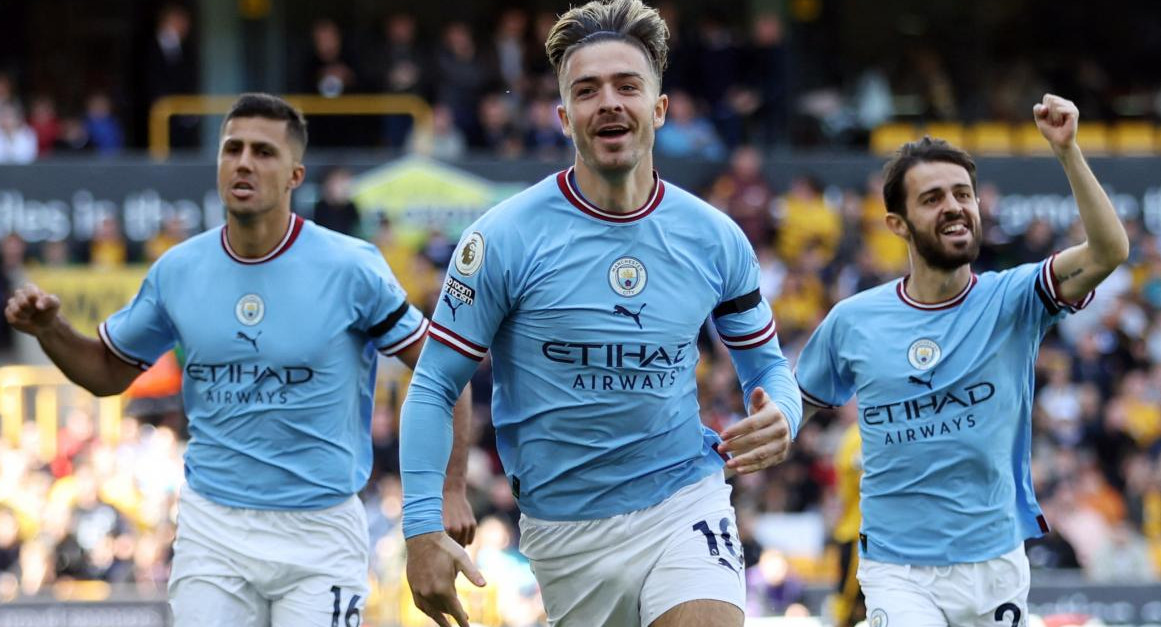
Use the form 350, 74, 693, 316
235, 293, 265, 326
869, 608, 888, 627
608, 257, 647, 297
907, 338, 941, 370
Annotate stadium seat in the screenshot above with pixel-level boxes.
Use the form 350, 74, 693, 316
1013, 123, 1056, 156
965, 122, 1014, 155
1110, 120, 1156, 155
870, 122, 921, 156
922, 122, 966, 148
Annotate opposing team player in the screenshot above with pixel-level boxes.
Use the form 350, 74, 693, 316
795, 94, 1129, 626
5, 93, 475, 627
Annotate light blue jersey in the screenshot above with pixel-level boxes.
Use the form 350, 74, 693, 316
401, 169, 802, 538
795, 256, 1092, 565
101, 214, 428, 510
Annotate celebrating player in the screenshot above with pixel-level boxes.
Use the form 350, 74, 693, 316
795, 94, 1129, 625
398, 1, 802, 625
5, 93, 475, 626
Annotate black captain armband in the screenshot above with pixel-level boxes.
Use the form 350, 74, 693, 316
712, 288, 762, 318
368, 302, 411, 337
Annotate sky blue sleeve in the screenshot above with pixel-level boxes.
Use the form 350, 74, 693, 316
401, 224, 510, 538
712, 223, 801, 437
794, 309, 854, 409
98, 264, 175, 369
355, 247, 429, 356
400, 339, 480, 538
726, 330, 803, 439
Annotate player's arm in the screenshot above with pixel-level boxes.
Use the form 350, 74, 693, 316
396, 337, 476, 546
1033, 94, 1130, 303
712, 289, 802, 474
400, 339, 486, 627
4, 284, 141, 396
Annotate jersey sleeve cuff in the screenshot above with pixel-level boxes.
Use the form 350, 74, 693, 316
378, 318, 430, 356
98, 322, 153, 371
428, 322, 488, 361
798, 384, 837, 409
1040, 253, 1096, 314
718, 318, 777, 350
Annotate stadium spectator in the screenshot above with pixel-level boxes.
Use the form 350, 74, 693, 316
706, 145, 777, 250
312, 167, 362, 236
27, 96, 60, 156
374, 13, 431, 147
82, 94, 125, 156
655, 89, 726, 160
0, 103, 36, 164
142, 3, 199, 148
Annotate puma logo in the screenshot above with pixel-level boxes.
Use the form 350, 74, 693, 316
612, 303, 646, 329
236, 330, 260, 352
908, 372, 935, 389
442, 294, 464, 321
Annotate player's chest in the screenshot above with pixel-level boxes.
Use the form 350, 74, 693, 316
162, 276, 357, 363
514, 236, 720, 339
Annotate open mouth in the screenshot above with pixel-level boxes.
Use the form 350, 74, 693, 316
595, 125, 630, 140
231, 181, 255, 199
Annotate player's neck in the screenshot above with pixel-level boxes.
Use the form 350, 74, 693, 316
905, 262, 973, 304
573, 161, 655, 215
226, 208, 293, 258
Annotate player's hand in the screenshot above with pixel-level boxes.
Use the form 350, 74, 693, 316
4, 283, 62, 337
718, 387, 791, 474
1033, 94, 1079, 154
442, 489, 477, 546
405, 531, 487, 627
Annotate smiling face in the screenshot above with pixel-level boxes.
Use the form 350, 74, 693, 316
888, 160, 981, 271
556, 40, 667, 180
216, 117, 305, 223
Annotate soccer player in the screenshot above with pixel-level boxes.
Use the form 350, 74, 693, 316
398, 1, 802, 626
4, 93, 476, 626
795, 94, 1129, 625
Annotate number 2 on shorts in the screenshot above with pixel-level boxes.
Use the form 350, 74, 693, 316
994, 602, 1021, 627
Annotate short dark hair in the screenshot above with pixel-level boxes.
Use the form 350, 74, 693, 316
545, 0, 669, 85
221, 93, 308, 156
881, 136, 977, 216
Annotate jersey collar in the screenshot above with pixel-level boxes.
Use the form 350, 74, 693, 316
221, 213, 304, 265
556, 167, 665, 223
896, 273, 978, 311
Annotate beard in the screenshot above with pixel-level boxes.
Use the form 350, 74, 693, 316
904, 214, 981, 271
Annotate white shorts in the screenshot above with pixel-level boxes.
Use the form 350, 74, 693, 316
518, 471, 745, 627
169, 485, 370, 627
858, 546, 1031, 627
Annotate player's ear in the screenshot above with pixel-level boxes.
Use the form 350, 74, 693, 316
653, 93, 668, 129
557, 103, 572, 139
288, 163, 306, 191
884, 212, 910, 240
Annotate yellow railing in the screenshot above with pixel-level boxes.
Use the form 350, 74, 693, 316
0, 366, 123, 461
148, 94, 434, 160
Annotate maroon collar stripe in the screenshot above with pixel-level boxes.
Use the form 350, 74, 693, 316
221, 214, 304, 265
555, 167, 665, 223
895, 274, 978, 311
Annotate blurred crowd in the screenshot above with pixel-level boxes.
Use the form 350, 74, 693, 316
4, 2, 1161, 162
1, 140, 1159, 624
